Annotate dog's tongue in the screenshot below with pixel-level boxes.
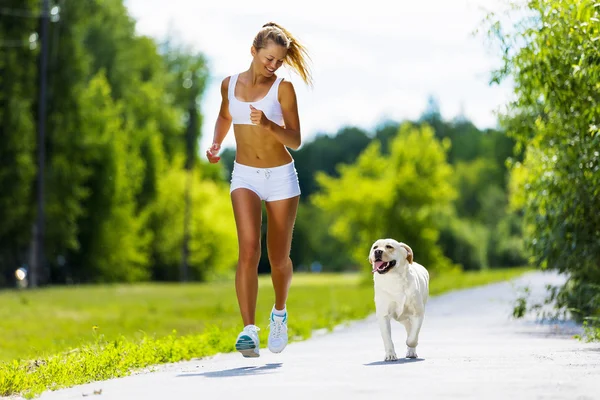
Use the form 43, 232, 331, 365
373, 261, 386, 270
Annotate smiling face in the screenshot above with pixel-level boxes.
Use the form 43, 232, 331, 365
368, 239, 414, 274
251, 40, 287, 78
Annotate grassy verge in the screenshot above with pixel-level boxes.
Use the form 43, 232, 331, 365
0, 267, 531, 398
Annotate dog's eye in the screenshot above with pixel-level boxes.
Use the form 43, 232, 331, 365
385, 245, 393, 249
372, 245, 377, 249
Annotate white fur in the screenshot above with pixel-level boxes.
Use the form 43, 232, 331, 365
368, 238, 430, 361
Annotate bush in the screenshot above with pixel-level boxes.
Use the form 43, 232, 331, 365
439, 217, 488, 271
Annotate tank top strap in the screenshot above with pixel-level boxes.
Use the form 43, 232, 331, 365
228, 74, 239, 101
267, 77, 284, 101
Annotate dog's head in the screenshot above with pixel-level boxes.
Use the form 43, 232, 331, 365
368, 238, 413, 274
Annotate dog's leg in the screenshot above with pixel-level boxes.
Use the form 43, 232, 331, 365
378, 315, 397, 361
405, 314, 424, 358
400, 319, 411, 352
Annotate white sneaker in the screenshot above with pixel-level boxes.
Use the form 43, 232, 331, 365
235, 325, 260, 358
268, 310, 288, 353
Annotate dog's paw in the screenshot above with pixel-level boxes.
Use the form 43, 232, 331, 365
406, 347, 418, 358
384, 351, 398, 362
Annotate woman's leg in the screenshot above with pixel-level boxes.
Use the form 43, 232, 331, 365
265, 195, 300, 310
231, 188, 263, 326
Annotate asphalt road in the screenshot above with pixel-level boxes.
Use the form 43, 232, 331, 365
19, 271, 600, 400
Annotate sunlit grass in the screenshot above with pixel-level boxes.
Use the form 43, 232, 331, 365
0, 267, 531, 398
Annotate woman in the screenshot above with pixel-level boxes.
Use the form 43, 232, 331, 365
206, 22, 312, 358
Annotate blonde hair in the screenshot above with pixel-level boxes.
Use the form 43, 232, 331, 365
252, 22, 313, 86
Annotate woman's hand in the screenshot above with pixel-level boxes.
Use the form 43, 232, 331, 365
249, 105, 271, 128
206, 142, 221, 163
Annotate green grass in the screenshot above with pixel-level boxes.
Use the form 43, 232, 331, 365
0, 267, 531, 398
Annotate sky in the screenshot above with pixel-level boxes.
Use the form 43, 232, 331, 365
124, 0, 513, 152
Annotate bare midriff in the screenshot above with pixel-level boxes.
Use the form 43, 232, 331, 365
233, 124, 293, 168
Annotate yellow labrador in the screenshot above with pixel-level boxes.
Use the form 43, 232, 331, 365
369, 238, 429, 361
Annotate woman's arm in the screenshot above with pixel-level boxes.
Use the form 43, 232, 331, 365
207, 77, 232, 163
250, 81, 302, 150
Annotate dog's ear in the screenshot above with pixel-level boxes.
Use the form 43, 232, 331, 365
368, 241, 377, 265
400, 243, 413, 264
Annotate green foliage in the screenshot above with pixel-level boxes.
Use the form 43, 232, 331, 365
313, 123, 457, 273
577, 317, 600, 342
290, 112, 523, 273
0, 0, 41, 280
487, 209, 528, 268
0, 268, 531, 397
487, 0, 600, 323
0, 329, 234, 399
72, 73, 150, 282
448, 160, 527, 269
453, 159, 502, 219
419, 102, 517, 169
0, 0, 220, 285
512, 286, 530, 319
291, 203, 354, 271
439, 217, 489, 271
293, 127, 372, 198
512, 282, 600, 342
381, 111, 524, 270
147, 162, 237, 281
160, 40, 209, 164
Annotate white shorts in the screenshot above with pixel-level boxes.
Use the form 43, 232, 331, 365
230, 161, 301, 202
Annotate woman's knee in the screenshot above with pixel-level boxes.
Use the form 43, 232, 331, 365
268, 253, 291, 271
238, 239, 261, 266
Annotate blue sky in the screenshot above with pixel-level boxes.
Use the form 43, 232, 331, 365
125, 0, 513, 152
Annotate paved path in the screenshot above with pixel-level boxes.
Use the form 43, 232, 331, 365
28, 271, 600, 399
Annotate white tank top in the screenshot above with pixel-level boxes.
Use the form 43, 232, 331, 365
228, 73, 284, 126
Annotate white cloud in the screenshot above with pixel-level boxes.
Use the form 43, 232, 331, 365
124, 0, 512, 152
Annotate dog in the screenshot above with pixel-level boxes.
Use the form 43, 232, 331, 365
368, 238, 429, 361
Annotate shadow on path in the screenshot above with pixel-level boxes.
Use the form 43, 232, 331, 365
364, 358, 425, 366
176, 363, 283, 378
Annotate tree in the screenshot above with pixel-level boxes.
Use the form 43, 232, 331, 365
290, 202, 354, 272
292, 126, 372, 199
68, 73, 150, 282
488, 0, 600, 320
312, 123, 457, 274
0, 0, 38, 284
0, 0, 221, 285
147, 161, 238, 281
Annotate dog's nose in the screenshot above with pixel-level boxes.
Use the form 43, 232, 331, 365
374, 249, 383, 259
